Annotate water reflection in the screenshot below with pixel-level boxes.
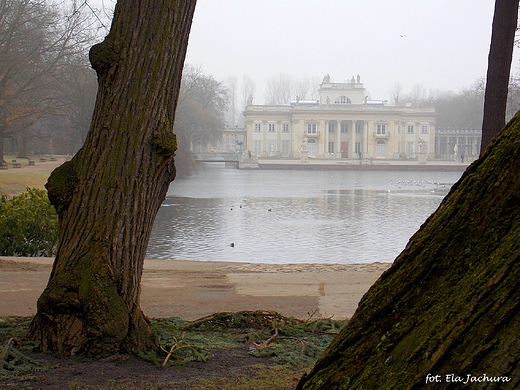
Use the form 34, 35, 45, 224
147, 167, 462, 264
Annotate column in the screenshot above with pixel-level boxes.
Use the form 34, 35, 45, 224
350, 120, 356, 159
324, 119, 330, 158
336, 120, 341, 159
261, 121, 268, 157
400, 122, 406, 159
319, 119, 326, 158
276, 121, 282, 157
363, 120, 369, 158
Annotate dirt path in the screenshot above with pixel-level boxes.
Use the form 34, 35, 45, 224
0, 257, 390, 320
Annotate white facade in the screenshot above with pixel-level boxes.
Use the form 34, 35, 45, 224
244, 75, 436, 161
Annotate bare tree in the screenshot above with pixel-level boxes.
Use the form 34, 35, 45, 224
265, 73, 295, 104
410, 83, 428, 105
507, 72, 520, 122
308, 75, 321, 101
241, 74, 256, 109
434, 79, 485, 129
174, 65, 229, 176
0, 0, 98, 160
293, 76, 321, 101
389, 82, 403, 105
480, 0, 519, 152
225, 75, 238, 127
28, 0, 197, 357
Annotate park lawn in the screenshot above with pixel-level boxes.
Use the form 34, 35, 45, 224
0, 156, 57, 196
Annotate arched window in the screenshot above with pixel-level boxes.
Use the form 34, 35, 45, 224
376, 139, 386, 158
334, 96, 351, 104
307, 139, 317, 157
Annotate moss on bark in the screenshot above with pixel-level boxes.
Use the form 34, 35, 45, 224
45, 160, 78, 215
88, 33, 119, 78
297, 113, 520, 389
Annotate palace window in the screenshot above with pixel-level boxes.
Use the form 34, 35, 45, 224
407, 125, 414, 134
421, 125, 429, 134
282, 123, 290, 133
254, 140, 262, 156
334, 96, 351, 104
355, 141, 361, 153
376, 124, 386, 135
355, 123, 363, 134
268, 123, 275, 132
341, 123, 349, 133
307, 123, 317, 134
406, 141, 415, 158
254, 123, 261, 132
282, 140, 290, 156
328, 123, 336, 133
328, 142, 335, 154
376, 140, 386, 158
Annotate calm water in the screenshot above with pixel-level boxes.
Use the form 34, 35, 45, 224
146, 166, 463, 264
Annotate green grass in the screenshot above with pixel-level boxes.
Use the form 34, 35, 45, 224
0, 155, 57, 195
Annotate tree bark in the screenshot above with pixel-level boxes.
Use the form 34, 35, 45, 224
480, 0, 519, 153
29, 0, 197, 357
0, 130, 5, 163
297, 113, 520, 389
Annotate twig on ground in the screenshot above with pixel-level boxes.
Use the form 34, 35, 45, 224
305, 309, 319, 322
1, 338, 19, 366
256, 328, 307, 348
263, 327, 279, 344
160, 334, 201, 367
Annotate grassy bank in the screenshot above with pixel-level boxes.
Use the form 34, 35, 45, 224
0, 156, 60, 196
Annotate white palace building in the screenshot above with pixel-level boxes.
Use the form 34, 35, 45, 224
243, 75, 437, 161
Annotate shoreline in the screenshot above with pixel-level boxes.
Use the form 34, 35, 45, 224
0, 257, 391, 320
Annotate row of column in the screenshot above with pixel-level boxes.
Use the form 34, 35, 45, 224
323, 119, 366, 159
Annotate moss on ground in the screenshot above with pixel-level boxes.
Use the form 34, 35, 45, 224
1, 314, 346, 389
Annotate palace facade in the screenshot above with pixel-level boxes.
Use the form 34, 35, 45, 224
243, 75, 436, 161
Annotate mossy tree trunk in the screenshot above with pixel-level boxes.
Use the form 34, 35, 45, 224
297, 112, 520, 389
28, 0, 197, 357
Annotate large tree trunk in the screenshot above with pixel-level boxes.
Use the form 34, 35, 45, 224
297, 111, 520, 389
28, 0, 196, 357
480, 0, 518, 153
0, 130, 5, 163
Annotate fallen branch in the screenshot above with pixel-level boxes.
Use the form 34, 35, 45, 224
305, 309, 319, 322
0, 338, 19, 367
160, 334, 203, 367
255, 328, 307, 348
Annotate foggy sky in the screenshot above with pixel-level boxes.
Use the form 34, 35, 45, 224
90, 0, 518, 103
185, 0, 517, 103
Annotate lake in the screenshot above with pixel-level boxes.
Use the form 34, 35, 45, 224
146, 166, 463, 264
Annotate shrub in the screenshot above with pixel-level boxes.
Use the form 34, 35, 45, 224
0, 188, 58, 256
